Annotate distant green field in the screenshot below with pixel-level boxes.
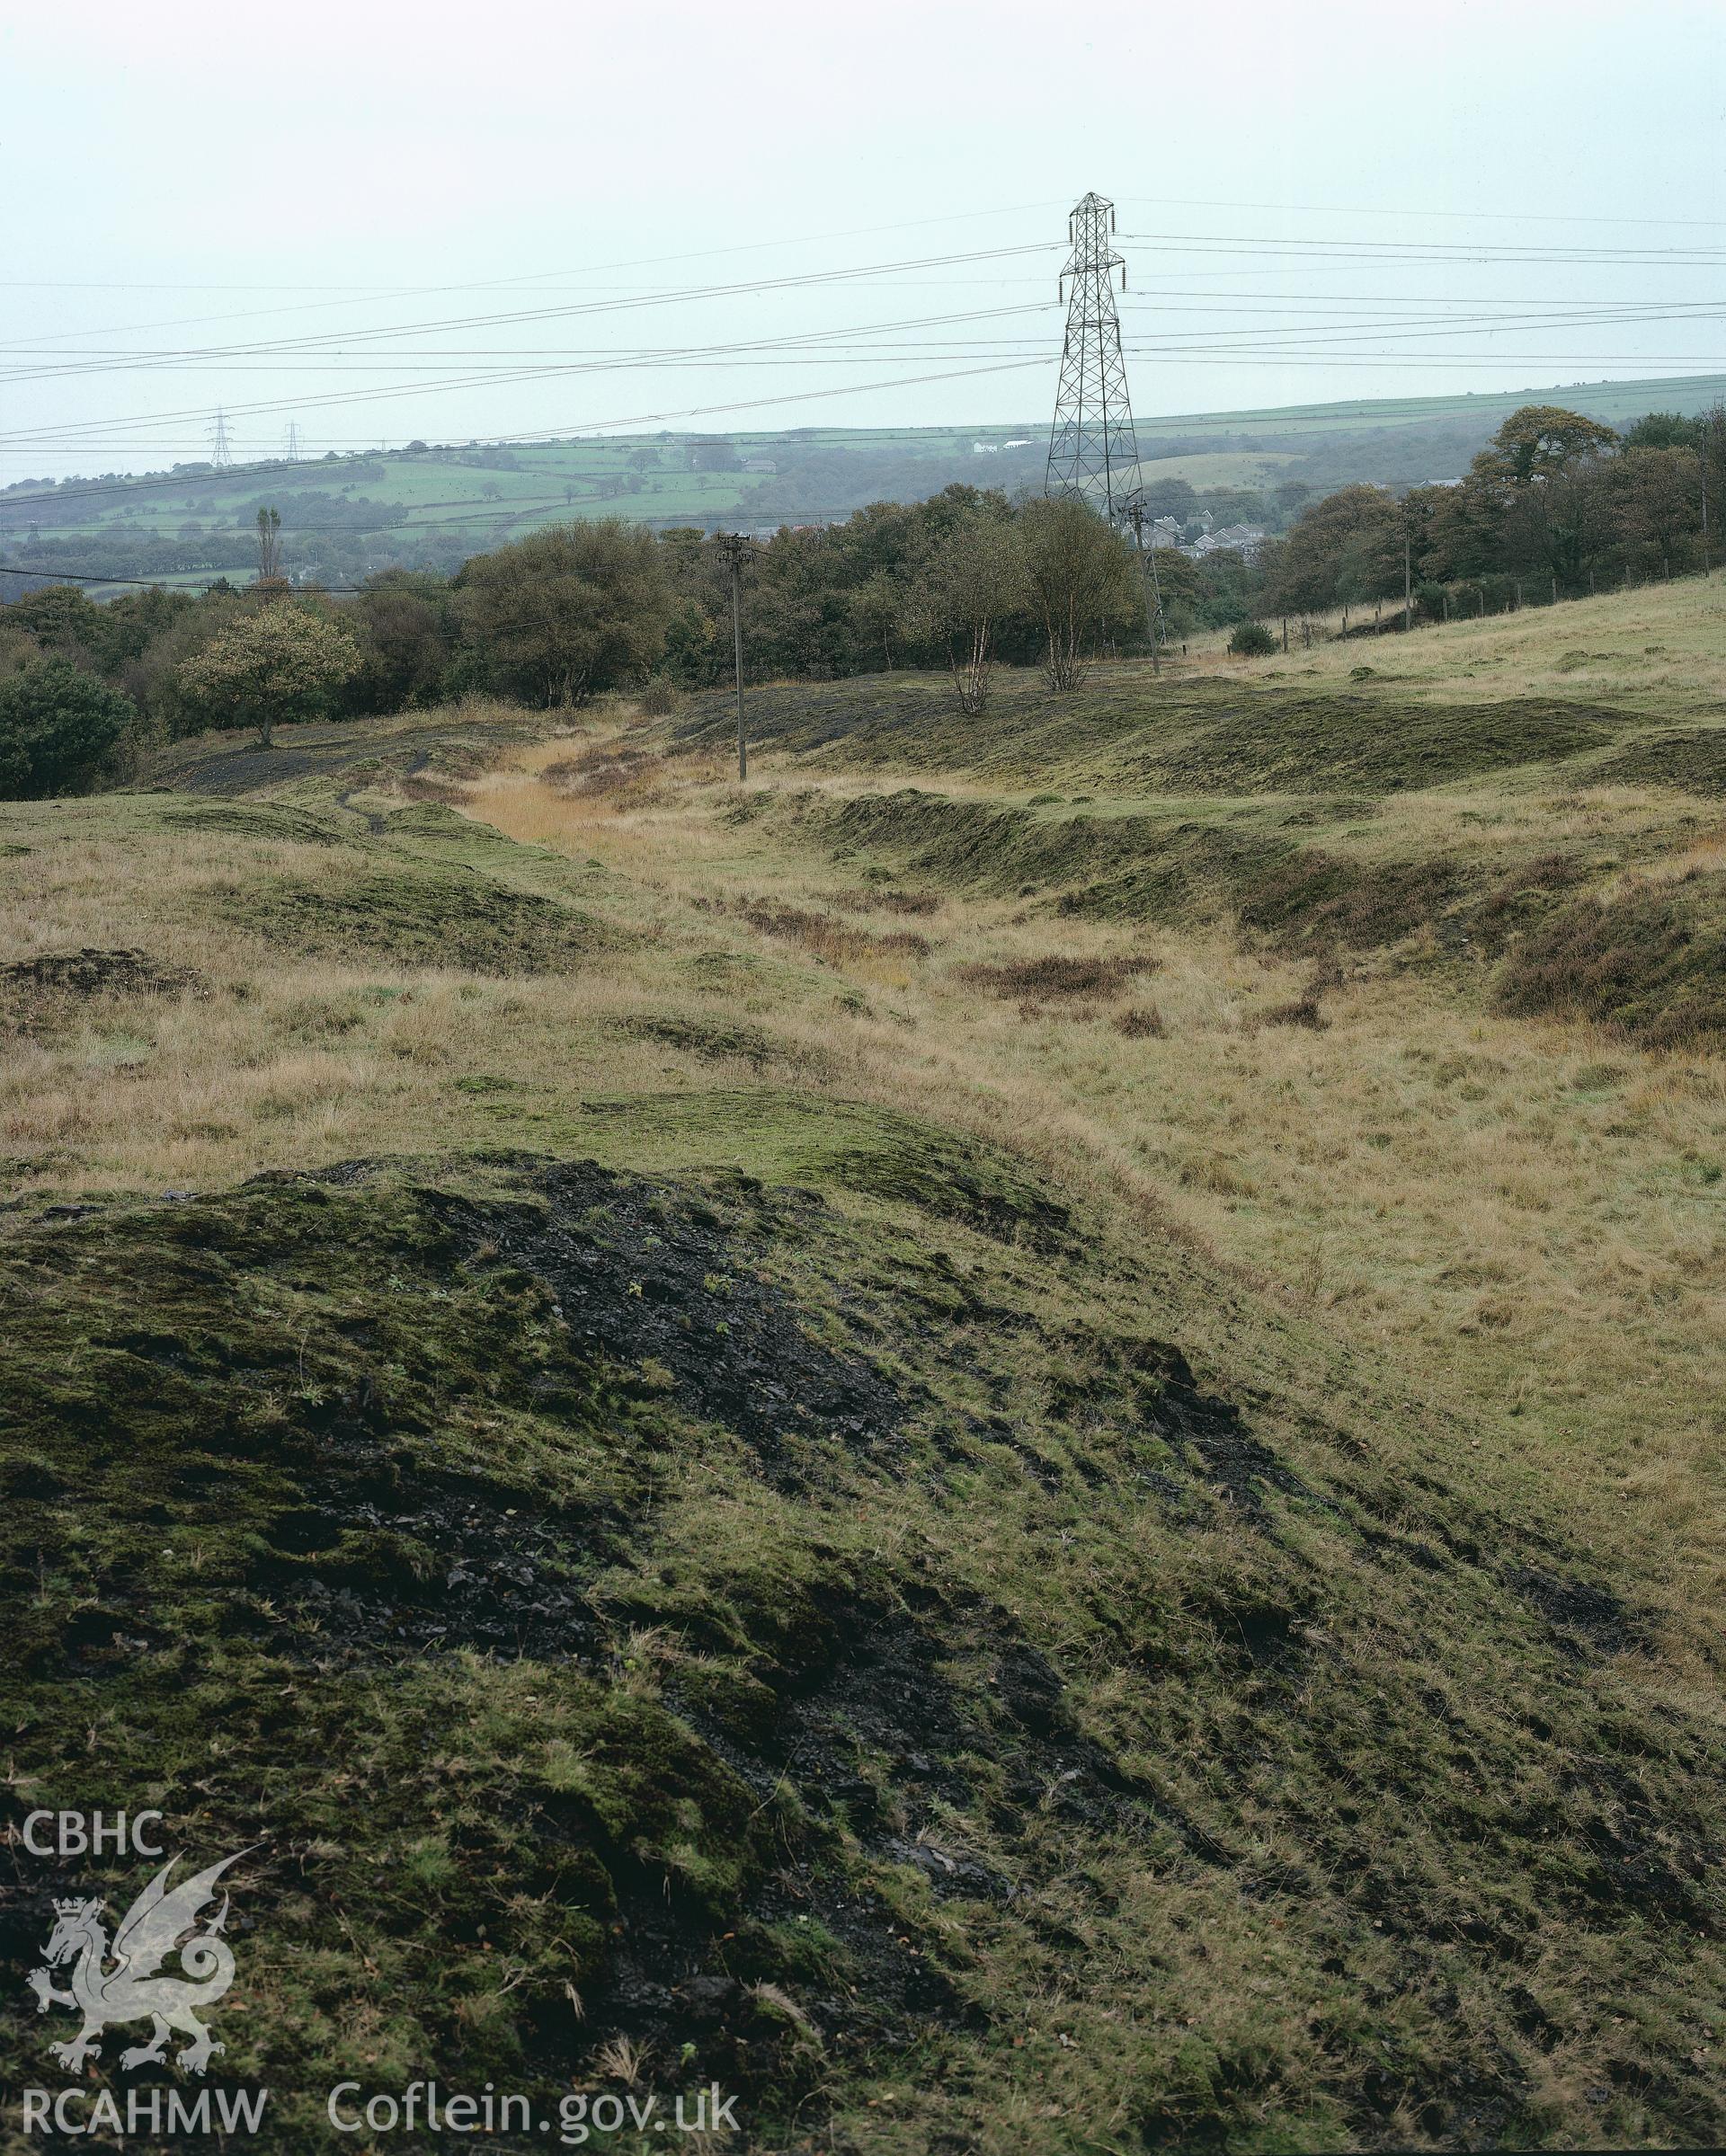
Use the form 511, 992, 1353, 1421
1134, 370, 1726, 439
5, 371, 1722, 590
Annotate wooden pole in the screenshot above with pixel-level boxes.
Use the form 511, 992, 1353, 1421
1126, 502, 1161, 677
717, 532, 750, 782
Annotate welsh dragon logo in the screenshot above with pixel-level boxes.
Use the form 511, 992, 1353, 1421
26, 1850, 248, 2076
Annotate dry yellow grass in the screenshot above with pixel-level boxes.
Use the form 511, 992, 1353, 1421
456, 701, 1726, 1664
1179, 570, 1726, 712
4, 615, 1723, 1672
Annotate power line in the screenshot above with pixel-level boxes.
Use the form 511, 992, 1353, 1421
0, 300, 1052, 424
0, 243, 1062, 398
1116, 193, 1726, 232
1118, 231, 1726, 265
0, 354, 1050, 494
0, 199, 1067, 348
13, 294, 1724, 374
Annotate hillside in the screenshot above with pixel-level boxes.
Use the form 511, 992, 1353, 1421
4, 371, 1722, 592
2, 580, 1724, 2150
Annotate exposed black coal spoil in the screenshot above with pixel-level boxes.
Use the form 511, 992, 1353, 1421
427, 1160, 913, 1480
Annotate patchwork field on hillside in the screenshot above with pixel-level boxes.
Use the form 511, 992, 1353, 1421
2, 581, 1723, 2152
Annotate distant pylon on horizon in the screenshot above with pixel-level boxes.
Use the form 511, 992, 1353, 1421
1045, 191, 1140, 521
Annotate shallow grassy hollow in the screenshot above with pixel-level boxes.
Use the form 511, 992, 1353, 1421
1, 594, 1723, 2152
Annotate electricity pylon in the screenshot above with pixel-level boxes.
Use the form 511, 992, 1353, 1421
1045, 191, 1140, 521
283, 422, 301, 462
210, 408, 233, 470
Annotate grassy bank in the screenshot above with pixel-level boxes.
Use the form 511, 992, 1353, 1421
1, 581, 1722, 2151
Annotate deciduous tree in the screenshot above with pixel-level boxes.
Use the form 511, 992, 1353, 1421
1472, 404, 1618, 488
456, 520, 668, 706
1019, 498, 1136, 691
0, 660, 134, 798
902, 513, 1025, 714
175, 604, 359, 746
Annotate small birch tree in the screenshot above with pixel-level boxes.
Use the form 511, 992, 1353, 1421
904, 514, 1026, 715
1019, 497, 1137, 691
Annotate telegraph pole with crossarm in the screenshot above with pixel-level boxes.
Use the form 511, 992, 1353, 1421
716, 532, 753, 781
1123, 499, 1165, 676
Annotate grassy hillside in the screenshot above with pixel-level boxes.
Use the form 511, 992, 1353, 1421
0, 440, 1302, 592
1, 580, 1723, 2151
5, 369, 1722, 589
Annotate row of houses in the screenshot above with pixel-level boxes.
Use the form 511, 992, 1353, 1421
1143, 514, 1268, 562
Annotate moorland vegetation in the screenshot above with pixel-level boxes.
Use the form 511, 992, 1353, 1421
3, 565, 1724, 2148
3, 403, 1722, 803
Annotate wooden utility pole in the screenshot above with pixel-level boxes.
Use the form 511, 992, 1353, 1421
1403, 534, 1412, 634
1124, 500, 1161, 675
1702, 458, 1710, 574
716, 532, 752, 781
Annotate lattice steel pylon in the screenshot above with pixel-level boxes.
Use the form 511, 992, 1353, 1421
1044, 191, 1140, 521
210, 407, 233, 471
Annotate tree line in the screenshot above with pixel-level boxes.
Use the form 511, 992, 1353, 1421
1259, 403, 1726, 625
0, 402, 1717, 797
0, 492, 1168, 793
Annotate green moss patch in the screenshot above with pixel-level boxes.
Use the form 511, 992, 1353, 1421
1592, 725, 1726, 795
1139, 695, 1623, 795
676, 673, 1626, 797
1, 1144, 1722, 2147
200, 867, 605, 972
153, 799, 355, 847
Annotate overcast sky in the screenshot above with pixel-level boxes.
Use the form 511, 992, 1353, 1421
3, 0, 1723, 476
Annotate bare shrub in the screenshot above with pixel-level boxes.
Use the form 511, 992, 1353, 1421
638, 676, 681, 718
1264, 996, 1329, 1030
397, 773, 474, 806
542, 745, 659, 801
958, 953, 1157, 999
707, 895, 935, 968
832, 887, 943, 917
